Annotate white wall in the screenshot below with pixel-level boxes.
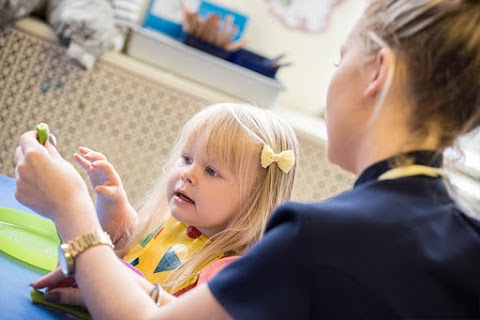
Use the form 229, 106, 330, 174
211, 0, 367, 116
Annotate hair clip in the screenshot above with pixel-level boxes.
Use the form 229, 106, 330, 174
261, 145, 295, 173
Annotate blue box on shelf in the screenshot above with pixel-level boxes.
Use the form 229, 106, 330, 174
230, 49, 280, 78
183, 34, 233, 60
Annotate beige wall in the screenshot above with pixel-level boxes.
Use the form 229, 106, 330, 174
0, 19, 356, 205
211, 0, 367, 116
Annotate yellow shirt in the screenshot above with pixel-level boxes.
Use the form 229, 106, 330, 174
123, 216, 222, 294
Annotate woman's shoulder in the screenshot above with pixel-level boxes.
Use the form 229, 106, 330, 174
268, 188, 377, 227
267, 177, 476, 252
283, 176, 451, 214
268, 178, 450, 233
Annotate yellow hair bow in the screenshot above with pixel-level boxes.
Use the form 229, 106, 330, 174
260, 145, 295, 173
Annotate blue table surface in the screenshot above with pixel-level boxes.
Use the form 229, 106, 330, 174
0, 174, 74, 319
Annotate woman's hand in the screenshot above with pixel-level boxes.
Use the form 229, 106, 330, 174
14, 131, 87, 220
14, 131, 101, 240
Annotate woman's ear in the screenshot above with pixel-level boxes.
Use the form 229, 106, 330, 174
364, 48, 394, 98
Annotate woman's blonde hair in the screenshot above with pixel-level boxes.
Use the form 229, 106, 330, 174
360, 0, 480, 148
122, 103, 299, 292
359, 0, 480, 216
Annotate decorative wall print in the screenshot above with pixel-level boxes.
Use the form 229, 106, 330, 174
267, 0, 344, 32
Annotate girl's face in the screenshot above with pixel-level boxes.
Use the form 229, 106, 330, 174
166, 131, 250, 238
325, 27, 372, 172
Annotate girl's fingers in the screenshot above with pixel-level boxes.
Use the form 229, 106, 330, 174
84, 153, 106, 162
77, 146, 93, 155
95, 185, 115, 197
43, 287, 86, 306
84, 151, 107, 162
92, 160, 120, 183
74, 153, 92, 171
78, 147, 107, 162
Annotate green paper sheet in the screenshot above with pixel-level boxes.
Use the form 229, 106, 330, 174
30, 289, 92, 320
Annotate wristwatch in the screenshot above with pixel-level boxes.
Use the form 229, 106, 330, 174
58, 230, 114, 276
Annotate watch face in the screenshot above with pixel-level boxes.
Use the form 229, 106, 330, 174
58, 243, 73, 276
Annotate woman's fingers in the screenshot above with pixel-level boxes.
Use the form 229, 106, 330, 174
14, 130, 90, 220
48, 134, 57, 147
13, 146, 23, 168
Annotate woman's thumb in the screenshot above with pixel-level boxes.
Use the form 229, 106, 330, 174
44, 134, 62, 159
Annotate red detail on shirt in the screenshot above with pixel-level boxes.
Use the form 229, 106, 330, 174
153, 227, 164, 239
186, 226, 202, 239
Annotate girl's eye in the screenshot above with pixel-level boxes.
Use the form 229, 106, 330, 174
182, 155, 192, 164
206, 167, 218, 177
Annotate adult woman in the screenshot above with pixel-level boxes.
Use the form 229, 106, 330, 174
14, 0, 480, 318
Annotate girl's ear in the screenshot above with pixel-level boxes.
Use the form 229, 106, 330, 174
364, 47, 394, 98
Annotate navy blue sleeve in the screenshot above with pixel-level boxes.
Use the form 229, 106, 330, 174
208, 203, 313, 319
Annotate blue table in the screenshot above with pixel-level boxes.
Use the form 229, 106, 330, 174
0, 174, 72, 319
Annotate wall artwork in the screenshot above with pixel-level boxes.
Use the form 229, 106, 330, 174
266, 0, 344, 32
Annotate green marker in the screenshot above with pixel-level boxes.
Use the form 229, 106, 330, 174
36, 123, 50, 145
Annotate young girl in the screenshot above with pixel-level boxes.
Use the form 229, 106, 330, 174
70, 102, 299, 295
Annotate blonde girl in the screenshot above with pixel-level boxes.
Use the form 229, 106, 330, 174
47, 103, 299, 295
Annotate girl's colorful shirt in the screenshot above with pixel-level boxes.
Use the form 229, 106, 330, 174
123, 216, 223, 295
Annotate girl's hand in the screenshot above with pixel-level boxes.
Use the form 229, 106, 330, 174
31, 261, 177, 308
74, 146, 137, 246
32, 267, 85, 306
74, 146, 124, 200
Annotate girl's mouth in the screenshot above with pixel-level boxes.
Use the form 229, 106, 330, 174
175, 191, 195, 204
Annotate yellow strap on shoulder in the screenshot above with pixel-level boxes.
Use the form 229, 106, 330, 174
378, 165, 443, 181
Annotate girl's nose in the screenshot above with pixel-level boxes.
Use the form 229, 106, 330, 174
181, 168, 195, 185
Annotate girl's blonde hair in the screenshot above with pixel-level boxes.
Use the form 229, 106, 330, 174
123, 103, 299, 292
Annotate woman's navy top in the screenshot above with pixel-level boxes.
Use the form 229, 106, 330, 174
209, 151, 480, 319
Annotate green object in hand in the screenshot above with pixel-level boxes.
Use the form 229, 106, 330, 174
30, 289, 92, 320
36, 123, 50, 145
